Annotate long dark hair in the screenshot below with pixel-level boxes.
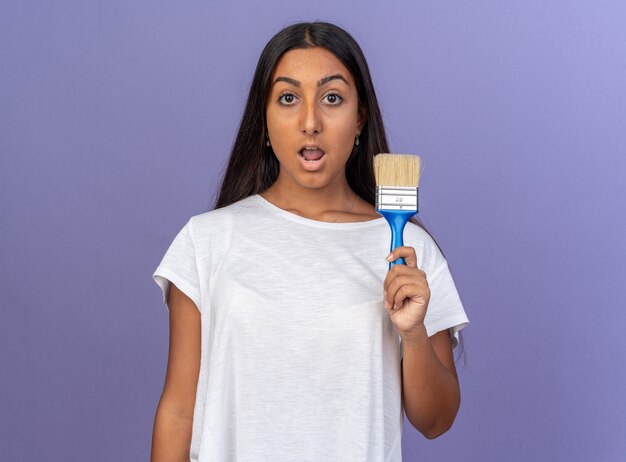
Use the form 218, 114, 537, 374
213, 21, 465, 362
214, 21, 385, 207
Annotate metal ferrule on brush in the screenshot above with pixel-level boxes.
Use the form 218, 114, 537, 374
376, 186, 419, 268
375, 186, 419, 212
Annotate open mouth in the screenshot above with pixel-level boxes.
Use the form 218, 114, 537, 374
299, 146, 326, 162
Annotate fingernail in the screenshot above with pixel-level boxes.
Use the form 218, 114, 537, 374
386, 253, 393, 262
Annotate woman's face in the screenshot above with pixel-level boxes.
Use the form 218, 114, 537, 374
266, 47, 364, 192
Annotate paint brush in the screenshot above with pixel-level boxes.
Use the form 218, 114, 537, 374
373, 153, 421, 268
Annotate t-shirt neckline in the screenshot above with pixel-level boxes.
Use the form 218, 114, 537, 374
253, 194, 385, 229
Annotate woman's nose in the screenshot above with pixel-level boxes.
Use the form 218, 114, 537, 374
300, 101, 322, 135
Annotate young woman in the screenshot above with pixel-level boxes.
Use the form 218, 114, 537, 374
151, 21, 469, 462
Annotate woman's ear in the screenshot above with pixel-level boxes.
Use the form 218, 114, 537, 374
357, 106, 367, 133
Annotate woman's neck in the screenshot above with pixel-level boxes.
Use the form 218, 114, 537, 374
260, 176, 378, 223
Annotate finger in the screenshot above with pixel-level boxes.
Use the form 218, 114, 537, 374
385, 275, 425, 309
383, 265, 425, 292
385, 283, 414, 311
386, 246, 418, 268
383, 289, 392, 312
385, 275, 415, 303
383, 265, 410, 291
385, 267, 429, 303
392, 283, 429, 309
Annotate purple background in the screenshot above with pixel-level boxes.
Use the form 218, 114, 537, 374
2, 1, 625, 460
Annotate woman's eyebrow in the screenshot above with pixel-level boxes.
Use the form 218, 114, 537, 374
272, 74, 349, 87
273, 76, 300, 87
317, 74, 349, 86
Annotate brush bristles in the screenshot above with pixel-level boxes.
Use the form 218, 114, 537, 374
373, 154, 421, 187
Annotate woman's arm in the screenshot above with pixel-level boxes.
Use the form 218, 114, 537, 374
401, 328, 460, 439
382, 245, 461, 439
151, 283, 201, 462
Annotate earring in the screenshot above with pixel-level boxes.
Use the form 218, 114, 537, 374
266, 137, 271, 147
355, 131, 360, 146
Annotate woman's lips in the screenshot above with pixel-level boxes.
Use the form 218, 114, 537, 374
300, 148, 325, 161
298, 148, 326, 171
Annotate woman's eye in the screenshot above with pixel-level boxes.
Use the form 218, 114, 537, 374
278, 93, 297, 105
323, 93, 342, 105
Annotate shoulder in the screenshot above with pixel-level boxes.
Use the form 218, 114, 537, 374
404, 221, 440, 254
188, 195, 259, 236
404, 221, 447, 273
165, 196, 260, 270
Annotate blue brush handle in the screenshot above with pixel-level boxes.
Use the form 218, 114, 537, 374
378, 210, 416, 269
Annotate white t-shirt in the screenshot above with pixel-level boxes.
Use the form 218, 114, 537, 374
152, 194, 469, 462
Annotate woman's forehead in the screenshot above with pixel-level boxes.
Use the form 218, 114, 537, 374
271, 47, 355, 86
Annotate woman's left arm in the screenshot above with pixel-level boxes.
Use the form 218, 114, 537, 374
383, 246, 461, 439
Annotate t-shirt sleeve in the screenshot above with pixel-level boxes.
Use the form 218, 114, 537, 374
423, 257, 469, 349
152, 219, 201, 312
